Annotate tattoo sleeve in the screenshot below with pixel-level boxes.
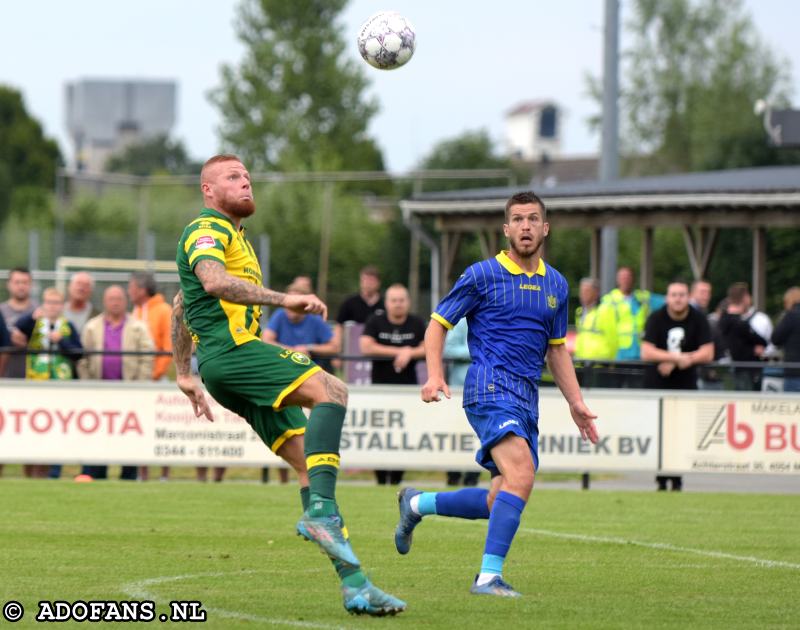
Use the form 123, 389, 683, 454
194, 259, 287, 306
171, 290, 193, 376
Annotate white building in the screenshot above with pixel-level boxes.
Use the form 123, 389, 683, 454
65, 79, 176, 172
504, 100, 561, 162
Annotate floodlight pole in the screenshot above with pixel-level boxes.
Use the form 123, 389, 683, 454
599, 0, 620, 295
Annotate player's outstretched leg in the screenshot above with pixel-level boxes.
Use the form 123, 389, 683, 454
395, 486, 490, 554
300, 487, 406, 616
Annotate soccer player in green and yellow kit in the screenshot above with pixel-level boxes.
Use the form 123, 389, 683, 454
172, 154, 405, 616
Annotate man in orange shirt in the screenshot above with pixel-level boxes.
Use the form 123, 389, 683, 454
129, 271, 173, 481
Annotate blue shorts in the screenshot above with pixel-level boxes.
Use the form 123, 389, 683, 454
464, 400, 540, 472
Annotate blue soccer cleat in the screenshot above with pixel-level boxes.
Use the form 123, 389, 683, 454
342, 579, 407, 616
394, 487, 423, 555
296, 512, 360, 568
469, 575, 522, 598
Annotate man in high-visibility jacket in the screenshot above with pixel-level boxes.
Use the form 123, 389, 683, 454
601, 267, 663, 360
574, 278, 617, 360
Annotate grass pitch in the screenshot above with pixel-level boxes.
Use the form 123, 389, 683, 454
2, 479, 799, 629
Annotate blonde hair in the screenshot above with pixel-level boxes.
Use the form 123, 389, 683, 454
42, 287, 64, 302
784, 286, 800, 309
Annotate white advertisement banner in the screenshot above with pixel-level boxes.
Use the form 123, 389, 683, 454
0, 381, 659, 471
662, 396, 800, 474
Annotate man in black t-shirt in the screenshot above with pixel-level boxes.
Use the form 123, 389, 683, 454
642, 280, 714, 491
336, 265, 385, 325
360, 284, 426, 484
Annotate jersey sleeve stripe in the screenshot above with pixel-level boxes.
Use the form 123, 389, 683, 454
548, 337, 566, 345
188, 248, 225, 267
431, 312, 454, 330
183, 228, 231, 254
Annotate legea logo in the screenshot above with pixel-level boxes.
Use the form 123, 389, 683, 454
498, 419, 520, 430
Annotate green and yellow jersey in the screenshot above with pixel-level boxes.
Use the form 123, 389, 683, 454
177, 208, 263, 365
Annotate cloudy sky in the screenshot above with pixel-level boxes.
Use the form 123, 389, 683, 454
1, 0, 797, 171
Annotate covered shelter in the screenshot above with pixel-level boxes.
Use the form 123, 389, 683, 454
401, 164, 800, 309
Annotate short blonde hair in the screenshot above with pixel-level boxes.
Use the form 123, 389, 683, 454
784, 286, 800, 309
42, 287, 64, 302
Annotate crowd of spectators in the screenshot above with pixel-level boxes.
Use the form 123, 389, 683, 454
2, 261, 800, 490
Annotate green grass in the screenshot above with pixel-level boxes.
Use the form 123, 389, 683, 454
2, 480, 799, 629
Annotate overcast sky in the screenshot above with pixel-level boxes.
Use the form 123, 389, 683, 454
1, 0, 797, 172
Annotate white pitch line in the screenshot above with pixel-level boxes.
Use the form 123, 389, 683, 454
439, 517, 800, 570
121, 571, 351, 630
519, 526, 800, 570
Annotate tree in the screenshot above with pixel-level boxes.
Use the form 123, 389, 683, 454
619, 0, 798, 173
0, 86, 62, 225
417, 129, 517, 192
210, 0, 381, 172
105, 134, 201, 176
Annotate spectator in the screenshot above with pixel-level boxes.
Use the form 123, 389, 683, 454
13, 287, 82, 479
334, 265, 385, 361
63, 272, 99, 334
443, 318, 480, 487
1, 266, 39, 378
689, 279, 712, 314
291, 275, 314, 295
262, 281, 338, 370
574, 278, 618, 387
78, 285, 154, 480
360, 283, 426, 485
718, 282, 772, 391
0, 310, 10, 379
641, 280, 713, 491
262, 281, 338, 483
129, 271, 173, 482
601, 266, 662, 361
772, 287, 800, 393
196, 467, 226, 483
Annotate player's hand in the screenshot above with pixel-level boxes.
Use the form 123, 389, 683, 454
393, 347, 413, 372
569, 400, 598, 444
421, 375, 450, 403
284, 293, 328, 320
177, 374, 215, 422
657, 361, 675, 377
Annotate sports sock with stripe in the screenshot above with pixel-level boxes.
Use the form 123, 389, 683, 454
478, 491, 526, 584
411, 488, 490, 519
304, 402, 346, 517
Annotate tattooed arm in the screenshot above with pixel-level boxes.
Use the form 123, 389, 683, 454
172, 290, 214, 421
194, 259, 327, 319
171, 291, 193, 377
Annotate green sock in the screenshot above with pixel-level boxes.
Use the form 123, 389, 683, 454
304, 403, 346, 517
300, 486, 366, 588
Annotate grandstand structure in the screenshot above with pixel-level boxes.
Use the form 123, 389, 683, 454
400, 164, 800, 308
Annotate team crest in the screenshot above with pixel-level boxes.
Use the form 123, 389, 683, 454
547, 295, 558, 309
291, 352, 311, 366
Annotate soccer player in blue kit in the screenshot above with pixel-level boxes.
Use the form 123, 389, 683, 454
395, 191, 600, 597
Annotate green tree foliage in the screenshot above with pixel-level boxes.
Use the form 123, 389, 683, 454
0, 86, 61, 225
211, 0, 381, 172
105, 134, 201, 176
622, 0, 798, 173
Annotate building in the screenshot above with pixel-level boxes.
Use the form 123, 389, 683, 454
504, 100, 562, 162
65, 79, 176, 173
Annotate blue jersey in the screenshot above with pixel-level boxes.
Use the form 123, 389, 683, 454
432, 251, 569, 408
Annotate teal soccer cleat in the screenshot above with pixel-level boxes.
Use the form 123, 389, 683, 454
469, 575, 522, 598
296, 512, 361, 568
342, 579, 407, 616
394, 487, 423, 555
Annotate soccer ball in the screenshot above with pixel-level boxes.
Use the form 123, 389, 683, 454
357, 11, 416, 70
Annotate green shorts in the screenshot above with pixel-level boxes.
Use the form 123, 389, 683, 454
199, 340, 321, 452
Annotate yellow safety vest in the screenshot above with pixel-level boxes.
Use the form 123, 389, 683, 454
601, 288, 652, 359
574, 303, 618, 360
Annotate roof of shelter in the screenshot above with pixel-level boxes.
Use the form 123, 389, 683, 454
401, 165, 800, 220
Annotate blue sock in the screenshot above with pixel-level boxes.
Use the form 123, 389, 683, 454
416, 492, 438, 515
482, 491, 526, 573
433, 488, 490, 519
